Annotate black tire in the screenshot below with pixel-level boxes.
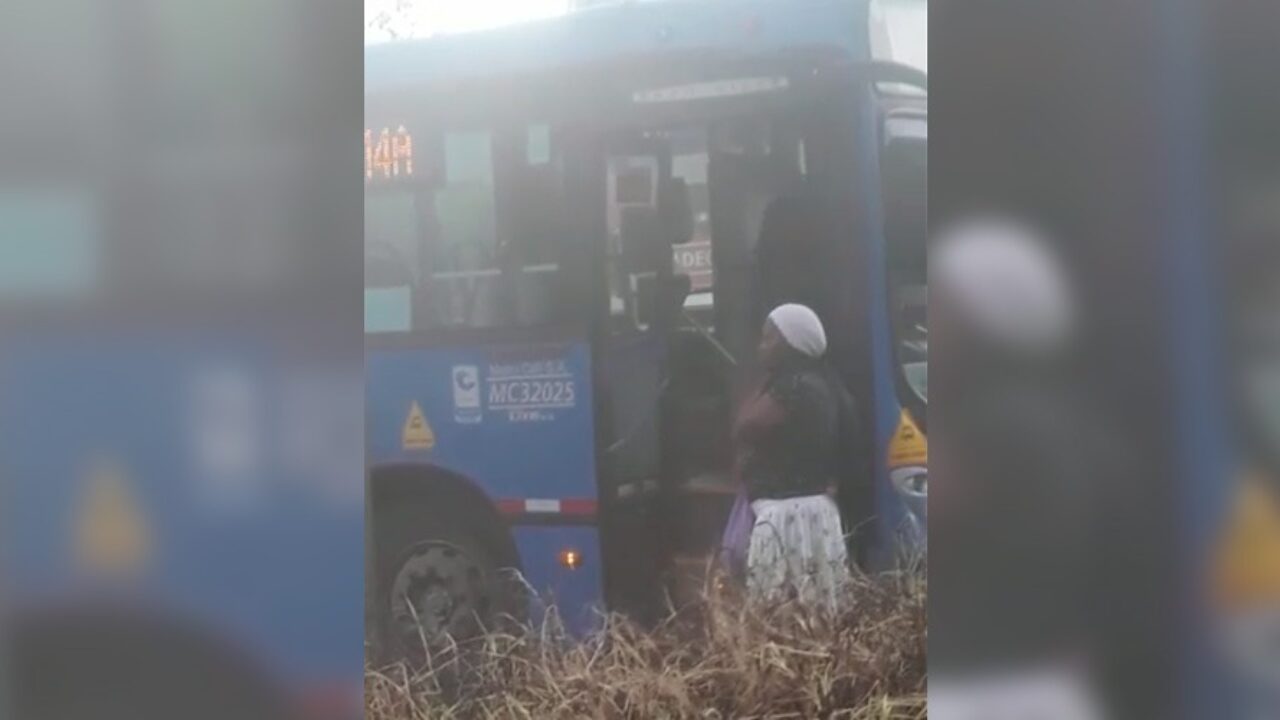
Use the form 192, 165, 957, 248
374, 504, 522, 665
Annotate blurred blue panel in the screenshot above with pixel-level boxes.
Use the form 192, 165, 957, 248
0, 337, 364, 690
0, 190, 98, 297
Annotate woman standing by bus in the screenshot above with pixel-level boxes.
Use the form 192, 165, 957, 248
732, 304, 853, 609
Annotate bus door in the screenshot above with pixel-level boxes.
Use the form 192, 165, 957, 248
593, 74, 898, 592
599, 115, 812, 600
595, 120, 767, 599
705, 120, 806, 393
595, 132, 688, 617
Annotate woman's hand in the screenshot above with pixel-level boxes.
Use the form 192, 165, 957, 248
733, 387, 787, 443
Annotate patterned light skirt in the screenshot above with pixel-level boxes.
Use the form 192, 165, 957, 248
747, 493, 850, 610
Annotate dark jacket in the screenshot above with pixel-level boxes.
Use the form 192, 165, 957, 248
738, 358, 855, 502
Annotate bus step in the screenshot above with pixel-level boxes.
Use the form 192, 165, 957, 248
668, 474, 737, 556
679, 473, 737, 496
666, 553, 728, 607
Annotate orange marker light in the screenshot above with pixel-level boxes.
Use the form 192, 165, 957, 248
558, 548, 582, 570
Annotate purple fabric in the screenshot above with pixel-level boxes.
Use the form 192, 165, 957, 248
719, 487, 755, 576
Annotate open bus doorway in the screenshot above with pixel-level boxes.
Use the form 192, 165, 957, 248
587, 85, 906, 606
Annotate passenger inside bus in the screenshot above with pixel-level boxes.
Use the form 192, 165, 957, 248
753, 195, 828, 327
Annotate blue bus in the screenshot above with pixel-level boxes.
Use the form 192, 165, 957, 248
364, 0, 927, 655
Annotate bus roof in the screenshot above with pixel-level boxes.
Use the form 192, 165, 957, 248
365, 0, 870, 93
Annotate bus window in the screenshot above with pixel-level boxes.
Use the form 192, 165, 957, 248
870, 0, 928, 410
365, 192, 419, 281
671, 129, 713, 313
428, 131, 501, 328
500, 126, 572, 326
605, 127, 715, 331
364, 190, 419, 332
606, 153, 660, 325
882, 109, 927, 412
364, 126, 575, 332
897, 282, 928, 401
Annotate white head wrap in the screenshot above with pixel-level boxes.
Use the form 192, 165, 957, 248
767, 304, 827, 358
932, 217, 1075, 353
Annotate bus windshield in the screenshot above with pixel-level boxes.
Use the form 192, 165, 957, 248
870, 0, 927, 78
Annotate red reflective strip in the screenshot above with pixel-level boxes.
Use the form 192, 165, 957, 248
496, 499, 525, 516
560, 499, 598, 515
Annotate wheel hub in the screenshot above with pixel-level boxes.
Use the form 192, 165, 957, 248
388, 541, 488, 647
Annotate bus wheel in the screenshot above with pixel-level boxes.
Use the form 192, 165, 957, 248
376, 510, 517, 664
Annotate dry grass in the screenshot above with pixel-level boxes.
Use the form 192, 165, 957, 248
366, 571, 926, 719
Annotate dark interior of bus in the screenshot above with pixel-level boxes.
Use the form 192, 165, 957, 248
364, 52, 925, 611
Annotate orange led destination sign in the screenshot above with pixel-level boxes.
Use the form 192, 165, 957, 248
365, 125, 414, 182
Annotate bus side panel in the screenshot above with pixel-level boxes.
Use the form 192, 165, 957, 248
511, 525, 603, 634
851, 85, 920, 563
365, 339, 603, 618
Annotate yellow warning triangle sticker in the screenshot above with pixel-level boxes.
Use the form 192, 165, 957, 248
75, 456, 151, 575
402, 400, 436, 451
887, 409, 928, 468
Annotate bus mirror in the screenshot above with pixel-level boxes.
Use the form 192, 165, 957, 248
659, 177, 694, 246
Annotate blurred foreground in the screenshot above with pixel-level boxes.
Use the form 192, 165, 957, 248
1, 1, 363, 717
930, 0, 1280, 715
